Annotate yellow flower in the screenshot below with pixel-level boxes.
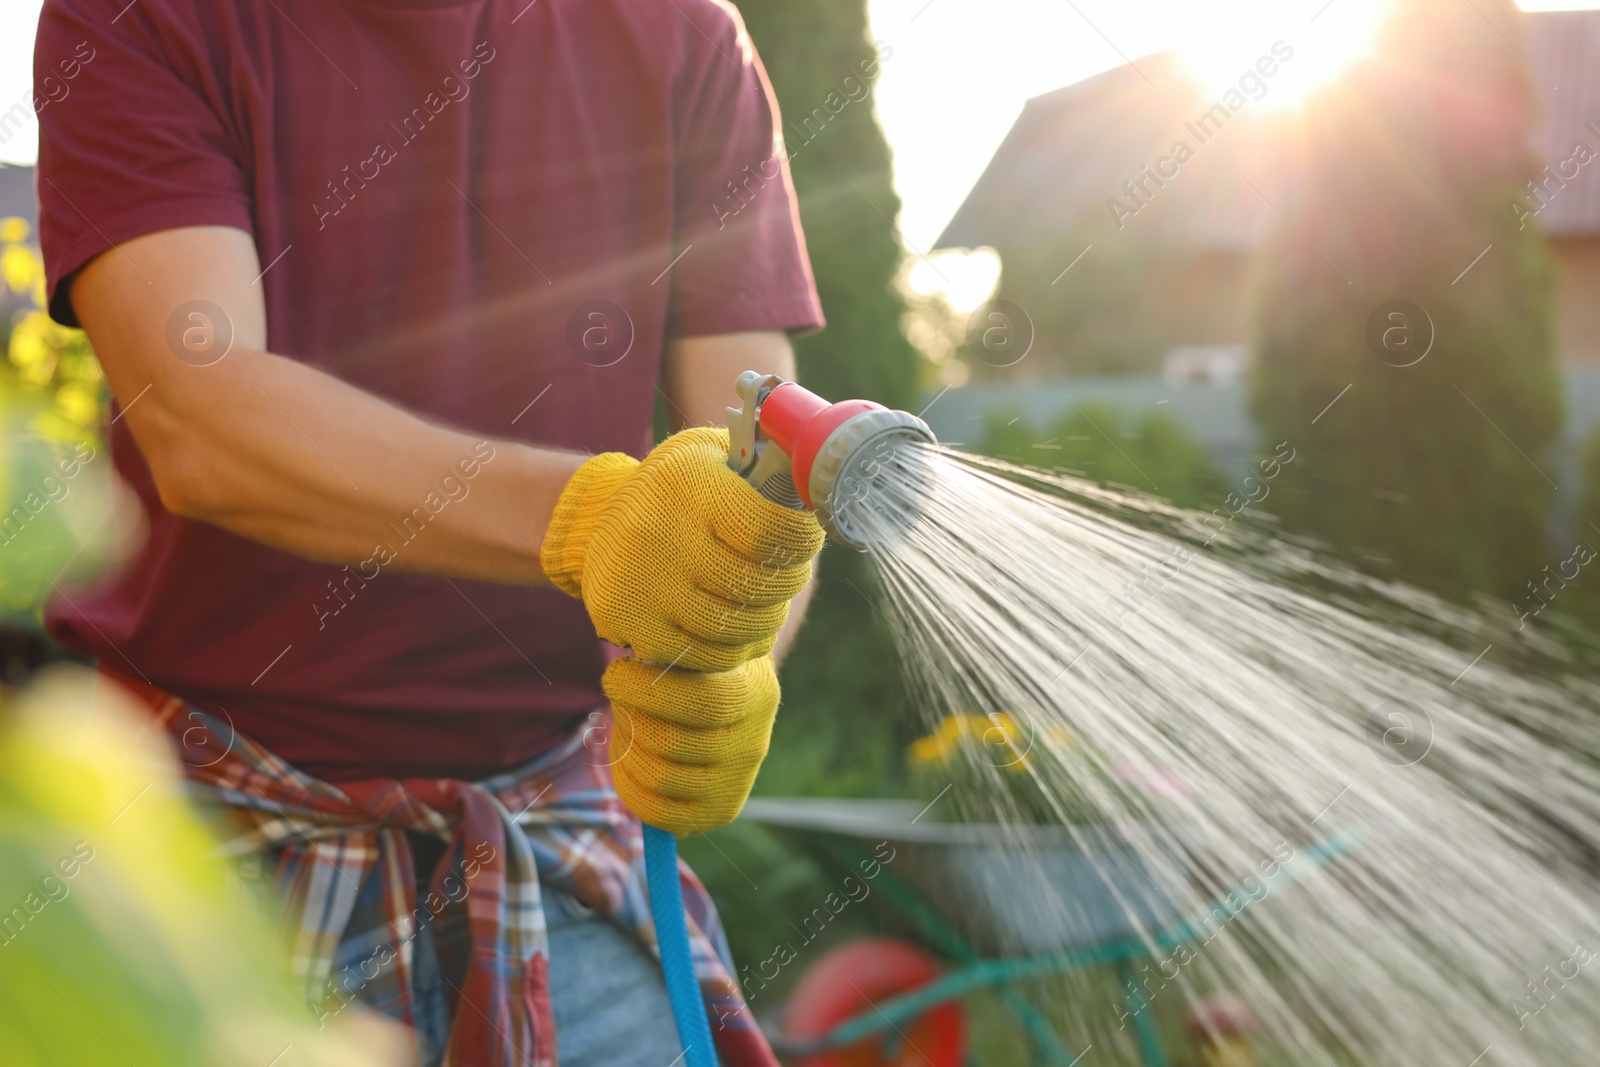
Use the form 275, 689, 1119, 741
0, 216, 32, 243
2, 242, 40, 294
55, 382, 102, 427
9, 313, 59, 385
59, 347, 103, 386
910, 711, 1055, 771
908, 712, 974, 766
970, 713, 1035, 773
908, 733, 949, 765
28, 406, 92, 444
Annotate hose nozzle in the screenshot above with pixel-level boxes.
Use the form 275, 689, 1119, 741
727, 371, 936, 551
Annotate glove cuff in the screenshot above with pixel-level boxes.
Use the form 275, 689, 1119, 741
540, 452, 638, 597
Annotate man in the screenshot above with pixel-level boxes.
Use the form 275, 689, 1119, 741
33, 0, 826, 1063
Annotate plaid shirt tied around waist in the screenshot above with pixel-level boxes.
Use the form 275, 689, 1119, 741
110, 671, 776, 1067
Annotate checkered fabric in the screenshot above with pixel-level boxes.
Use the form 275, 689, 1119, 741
105, 668, 777, 1067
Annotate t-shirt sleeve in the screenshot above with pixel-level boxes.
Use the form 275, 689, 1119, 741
34, 0, 253, 327
667, 3, 824, 338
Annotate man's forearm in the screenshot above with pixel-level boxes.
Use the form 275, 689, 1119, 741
73, 225, 586, 586
130, 341, 585, 585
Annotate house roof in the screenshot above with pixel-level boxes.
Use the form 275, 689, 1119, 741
935, 9, 1600, 252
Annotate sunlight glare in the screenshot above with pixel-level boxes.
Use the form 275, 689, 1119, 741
1183, 0, 1392, 109
906, 248, 1001, 314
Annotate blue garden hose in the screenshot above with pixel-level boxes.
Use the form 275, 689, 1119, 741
643, 823, 719, 1067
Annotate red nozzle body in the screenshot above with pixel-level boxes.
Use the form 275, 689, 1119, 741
757, 382, 889, 509
727, 371, 936, 549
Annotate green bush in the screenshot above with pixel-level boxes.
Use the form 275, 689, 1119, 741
978, 402, 1229, 511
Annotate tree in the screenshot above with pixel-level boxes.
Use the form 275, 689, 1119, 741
728, 0, 923, 793
1248, 0, 1559, 603
677, 0, 924, 1001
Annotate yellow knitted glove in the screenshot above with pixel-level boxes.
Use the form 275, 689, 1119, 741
541, 427, 823, 673
604, 654, 780, 834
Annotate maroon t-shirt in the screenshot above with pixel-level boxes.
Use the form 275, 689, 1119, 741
35, 0, 822, 780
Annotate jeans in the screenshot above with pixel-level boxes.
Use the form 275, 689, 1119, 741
410, 885, 684, 1067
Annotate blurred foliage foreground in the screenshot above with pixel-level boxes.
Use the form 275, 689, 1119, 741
0, 669, 407, 1067
0, 218, 103, 443
0, 217, 121, 625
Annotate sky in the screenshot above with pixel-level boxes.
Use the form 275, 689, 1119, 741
0, 0, 1594, 252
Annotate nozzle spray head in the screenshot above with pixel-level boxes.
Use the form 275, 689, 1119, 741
727, 371, 936, 551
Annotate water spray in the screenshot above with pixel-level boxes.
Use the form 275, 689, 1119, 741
649, 371, 1600, 1065
645, 372, 937, 1067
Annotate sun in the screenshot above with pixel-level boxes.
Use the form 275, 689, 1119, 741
1182, 0, 1392, 109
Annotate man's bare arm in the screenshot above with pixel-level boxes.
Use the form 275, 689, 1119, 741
75, 225, 587, 585
661, 330, 817, 662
